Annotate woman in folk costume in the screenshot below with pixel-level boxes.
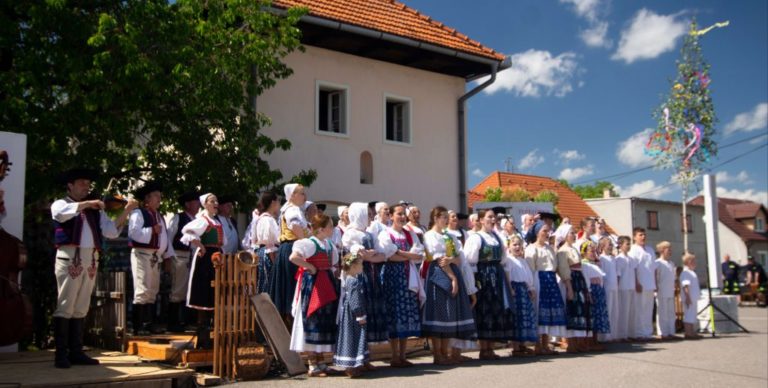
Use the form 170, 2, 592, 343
446, 210, 479, 362
463, 209, 515, 360
558, 225, 589, 353
331, 205, 349, 253
333, 248, 369, 378
581, 240, 609, 351
525, 221, 568, 355
446, 210, 468, 246
422, 206, 477, 365
253, 192, 280, 295
268, 183, 309, 321
289, 213, 340, 377
342, 203, 389, 351
377, 203, 424, 367
367, 202, 389, 238
405, 205, 426, 243
181, 193, 225, 349
504, 235, 538, 356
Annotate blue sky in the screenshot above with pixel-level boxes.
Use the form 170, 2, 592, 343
404, 0, 768, 205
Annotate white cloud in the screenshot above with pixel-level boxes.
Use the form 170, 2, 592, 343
561, 0, 612, 48
616, 128, 654, 167
481, 49, 582, 97
581, 21, 612, 48
472, 168, 486, 178
615, 179, 673, 199
715, 187, 768, 206
558, 165, 594, 181
558, 149, 586, 163
519, 149, 546, 170
715, 170, 752, 184
724, 103, 768, 135
612, 9, 688, 64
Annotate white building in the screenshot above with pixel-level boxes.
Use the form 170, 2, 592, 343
586, 197, 708, 280
259, 0, 509, 212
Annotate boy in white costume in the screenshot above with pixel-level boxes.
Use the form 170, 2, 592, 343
655, 241, 678, 339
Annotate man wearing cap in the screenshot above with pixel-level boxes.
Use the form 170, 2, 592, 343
128, 181, 175, 335
51, 168, 138, 368
166, 191, 199, 332
217, 195, 239, 255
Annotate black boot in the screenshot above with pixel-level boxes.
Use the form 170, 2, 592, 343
167, 302, 184, 333
54, 317, 71, 369
146, 304, 164, 334
69, 318, 100, 365
132, 304, 149, 336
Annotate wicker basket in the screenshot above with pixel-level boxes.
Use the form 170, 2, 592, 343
234, 342, 272, 380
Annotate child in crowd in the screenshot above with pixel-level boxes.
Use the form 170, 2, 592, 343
597, 237, 619, 342
680, 253, 702, 340
655, 241, 678, 340
614, 236, 635, 341
506, 235, 538, 356
581, 241, 609, 351
334, 248, 369, 378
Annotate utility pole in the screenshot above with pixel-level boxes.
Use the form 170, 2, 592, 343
504, 157, 513, 173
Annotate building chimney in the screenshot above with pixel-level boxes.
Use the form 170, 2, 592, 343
603, 189, 611, 199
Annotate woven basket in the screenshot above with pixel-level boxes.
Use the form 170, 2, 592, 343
234, 343, 272, 380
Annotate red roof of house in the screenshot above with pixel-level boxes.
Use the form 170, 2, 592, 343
469, 171, 611, 231
689, 196, 768, 242
271, 0, 505, 61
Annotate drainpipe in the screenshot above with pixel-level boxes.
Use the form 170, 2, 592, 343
458, 56, 511, 213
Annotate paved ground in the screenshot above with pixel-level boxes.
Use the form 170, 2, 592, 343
234, 306, 767, 388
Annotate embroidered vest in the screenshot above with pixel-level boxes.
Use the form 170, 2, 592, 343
172, 212, 193, 251
389, 229, 413, 252
279, 207, 308, 242
478, 232, 503, 263
53, 207, 102, 249
130, 208, 162, 249
200, 216, 224, 247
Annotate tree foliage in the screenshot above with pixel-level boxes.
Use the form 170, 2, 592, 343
483, 187, 533, 202
1, 0, 312, 210
558, 179, 617, 199
533, 189, 559, 205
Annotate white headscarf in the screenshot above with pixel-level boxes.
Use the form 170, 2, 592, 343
375, 202, 388, 213
347, 202, 369, 232
280, 183, 299, 213
554, 223, 572, 247
337, 205, 348, 218
199, 193, 214, 206
303, 200, 314, 211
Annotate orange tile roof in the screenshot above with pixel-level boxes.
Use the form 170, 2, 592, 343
271, 0, 505, 61
689, 196, 768, 242
469, 171, 612, 232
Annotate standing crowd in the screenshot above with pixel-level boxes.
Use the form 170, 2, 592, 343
50, 171, 709, 376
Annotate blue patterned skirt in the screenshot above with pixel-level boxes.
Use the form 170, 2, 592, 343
268, 241, 298, 315
510, 281, 538, 343
474, 261, 515, 341
362, 261, 389, 342
537, 271, 567, 327
422, 263, 477, 339
567, 271, 590, 331
256, 246, 272, 295
589, 283, 610, 334
334, 278, 369, 368
382, 261, 421, 339
298, 269, 339, 345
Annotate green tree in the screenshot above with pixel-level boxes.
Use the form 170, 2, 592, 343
558, 179, 617, 199
484, 187, 504, 202
533, 189, 559, 205
1, 0, 312, 210
503, 188, 532, 202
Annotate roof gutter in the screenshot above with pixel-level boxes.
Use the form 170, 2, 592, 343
458, 56, 511, 213
270, 8, 506, 70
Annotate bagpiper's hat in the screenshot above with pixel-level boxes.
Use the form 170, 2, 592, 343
134, 181, 163, 201
56, 168, 99, 185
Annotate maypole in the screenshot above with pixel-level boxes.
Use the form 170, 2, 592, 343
645, 19, 727, 253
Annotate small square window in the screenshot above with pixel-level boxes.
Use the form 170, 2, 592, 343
647, 211, 659, 230
316, 81, 348, 136
384, 95, 411, 144
681, 213, 693, 233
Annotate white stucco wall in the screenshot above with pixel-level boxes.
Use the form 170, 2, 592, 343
257, 45, 466, 211
718, 221, 748, 265
585, 198, 632, 235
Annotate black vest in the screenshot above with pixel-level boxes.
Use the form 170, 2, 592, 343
53, 207, 102, 248
130, 208, 162, 249
172, 212, 193, 251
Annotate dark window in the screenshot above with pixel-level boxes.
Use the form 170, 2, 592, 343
681, 213, 693, 233
317, 86, 346, 134
385, 98, 409, 143
647, 211, 659, 230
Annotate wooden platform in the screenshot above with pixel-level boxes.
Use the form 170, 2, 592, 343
0, 350, 195, 387
125, 334, 213, 368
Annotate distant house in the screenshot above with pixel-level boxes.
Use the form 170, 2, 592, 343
259, 0, 510, 212
587, 197, 707, 279
689, 196, 768, 266
468, 171, 609, 229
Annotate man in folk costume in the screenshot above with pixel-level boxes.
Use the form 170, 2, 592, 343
51, 168, 137, 368
217, 195, 240, 255
166, 190, 200, 332
128, 181, 175, 335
